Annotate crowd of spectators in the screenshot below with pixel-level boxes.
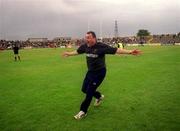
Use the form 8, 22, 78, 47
1, 33, 180, 50
150, 34, 180, 44
102, 33, 180, 45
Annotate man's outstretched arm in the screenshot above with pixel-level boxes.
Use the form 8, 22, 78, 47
116, 48, 141, 55
62, 50, 79, 57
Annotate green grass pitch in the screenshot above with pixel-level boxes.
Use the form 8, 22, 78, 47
0, 46, 180, 131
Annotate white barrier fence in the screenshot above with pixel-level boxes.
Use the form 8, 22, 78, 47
126, 43, 180, 46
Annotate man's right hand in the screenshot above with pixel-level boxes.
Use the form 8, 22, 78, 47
62, 52, 70, 57
61, 51, 78, 57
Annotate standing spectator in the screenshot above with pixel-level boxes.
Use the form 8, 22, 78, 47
13, 43, 21, 61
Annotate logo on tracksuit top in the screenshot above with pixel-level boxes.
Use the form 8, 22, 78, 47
86, 53, 98, 58
86, 49, 98, 58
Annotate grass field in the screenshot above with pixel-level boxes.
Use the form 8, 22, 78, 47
0, 46, 180, 131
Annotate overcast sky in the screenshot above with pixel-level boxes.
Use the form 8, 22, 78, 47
0, 0, 180, 40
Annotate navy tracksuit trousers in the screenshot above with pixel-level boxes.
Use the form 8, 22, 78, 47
80, 68, 106, 113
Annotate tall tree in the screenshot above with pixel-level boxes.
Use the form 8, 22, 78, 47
137, 29, 150, 37
137, 29, 150, 44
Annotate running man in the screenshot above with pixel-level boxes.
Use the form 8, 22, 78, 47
62, 31, 141, 120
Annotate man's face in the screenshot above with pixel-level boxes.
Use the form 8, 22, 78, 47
85, 33, 96, 46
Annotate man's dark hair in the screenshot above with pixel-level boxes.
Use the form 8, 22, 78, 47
87, 31, 96, 38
